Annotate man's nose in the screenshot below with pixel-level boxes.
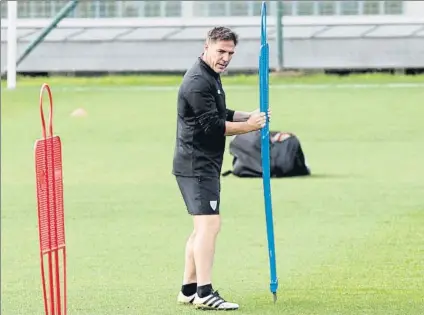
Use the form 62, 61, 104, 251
222, 53, 230, 62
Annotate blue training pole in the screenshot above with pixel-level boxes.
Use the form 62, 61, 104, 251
259, 1, 278, 302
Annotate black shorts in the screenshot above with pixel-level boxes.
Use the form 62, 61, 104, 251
175, 176, 221, 215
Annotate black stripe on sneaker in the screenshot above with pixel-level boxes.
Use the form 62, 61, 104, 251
204, 295, 217, 306
212, 299, 225, 308
207, 297, 220, 307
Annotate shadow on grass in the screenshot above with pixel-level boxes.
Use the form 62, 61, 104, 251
307, 173, 354, 179
222, 173, 353, 180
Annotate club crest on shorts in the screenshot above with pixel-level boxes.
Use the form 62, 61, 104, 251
210, 200, 217, 211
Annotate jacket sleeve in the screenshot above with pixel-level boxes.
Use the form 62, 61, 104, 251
184, 76, 226, 136
226, 109, 235, 122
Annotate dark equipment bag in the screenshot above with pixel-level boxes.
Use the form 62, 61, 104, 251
222, 131, 311, 178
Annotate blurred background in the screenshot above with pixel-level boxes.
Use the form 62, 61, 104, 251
1, 0, 423, 77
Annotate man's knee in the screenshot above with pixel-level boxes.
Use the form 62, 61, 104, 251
194, 215, 221, 235
188, 230, 196, 242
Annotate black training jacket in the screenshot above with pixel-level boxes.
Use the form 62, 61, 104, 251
172, 57, 235, 178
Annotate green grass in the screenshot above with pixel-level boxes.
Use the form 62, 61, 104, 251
2, 72, 424, 88
1, 76, 424, 314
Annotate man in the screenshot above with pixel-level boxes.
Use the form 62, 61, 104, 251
172, 26, 269, 311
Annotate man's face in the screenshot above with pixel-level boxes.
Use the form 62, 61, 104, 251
204, 40, 236, 73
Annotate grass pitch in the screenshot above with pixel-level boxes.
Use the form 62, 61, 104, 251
1, 75, 424, 314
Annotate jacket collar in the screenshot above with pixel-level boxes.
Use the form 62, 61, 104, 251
198, 54, 220, 80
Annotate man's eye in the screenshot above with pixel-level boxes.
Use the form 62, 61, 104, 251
218, 51, 233, 55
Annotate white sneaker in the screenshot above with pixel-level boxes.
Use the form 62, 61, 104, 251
177, 291, 196, 305
193, 290, 239, 310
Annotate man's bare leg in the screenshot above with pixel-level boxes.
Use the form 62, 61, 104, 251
177, 230, 198, 302
183, 230, 197, 284
191, 214, 239, 310
193, 215, 221, 295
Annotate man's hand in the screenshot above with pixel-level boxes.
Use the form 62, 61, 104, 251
224, 108, 270, 135
247, 111, 267, 131
250, 108, 272, 121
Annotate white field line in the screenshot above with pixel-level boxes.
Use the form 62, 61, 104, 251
10, 82, 424, 92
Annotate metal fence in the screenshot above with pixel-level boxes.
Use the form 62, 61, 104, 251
2, 1, 419, 74
2, 15, 423, 74
0, 1, 404, 19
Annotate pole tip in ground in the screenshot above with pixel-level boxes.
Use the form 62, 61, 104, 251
70, 108, 87, 117
273, 292, 277, 303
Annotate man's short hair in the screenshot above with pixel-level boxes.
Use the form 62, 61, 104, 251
207, 26, 239, 46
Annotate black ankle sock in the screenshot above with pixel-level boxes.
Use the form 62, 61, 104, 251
197, 284, 213, 298
181, 283, 197, 296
